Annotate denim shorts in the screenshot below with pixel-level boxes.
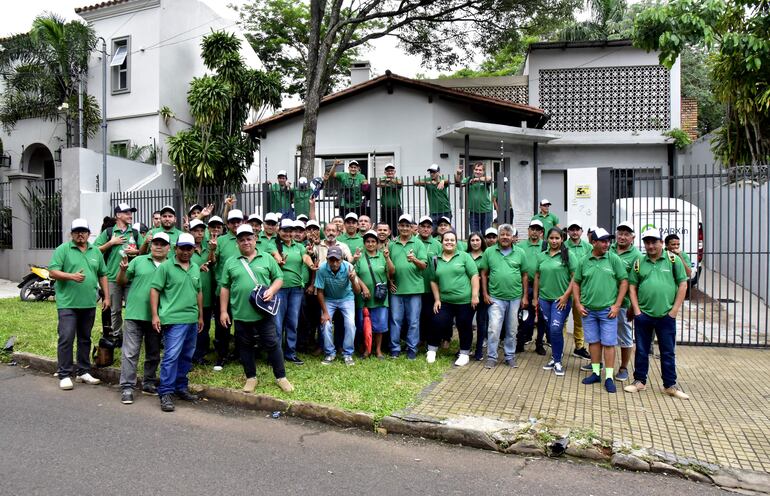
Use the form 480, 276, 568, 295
583, 308, 618, 346
616, 308, 634, 348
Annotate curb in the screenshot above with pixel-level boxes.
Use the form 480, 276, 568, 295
11, 352, 770, 494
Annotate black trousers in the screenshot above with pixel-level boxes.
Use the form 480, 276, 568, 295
57, 308, 96, 378
193, 306, 212, 362
516, 287, 547, 349
212, 295, 235, 362
234, 319, 286, 379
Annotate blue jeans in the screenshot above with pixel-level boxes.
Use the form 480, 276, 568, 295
633, 313, 678, 388
430, 212, 452, 225
539, 298, 572, 363
321, 298, 355, 358
583, 308, 618, 346
487, 297, 520, 360
158, 323, 198, 395
389, 294, 421, 355
278, 208, 295, 220
275, 286, 304, 359
469, 211, 492, 234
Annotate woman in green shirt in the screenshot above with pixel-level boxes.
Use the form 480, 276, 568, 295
354, 230, 395, 359
467, 232, 488, 361
455, 162, 493, 234
428, 231, 480, 367
534, 228, 577, 377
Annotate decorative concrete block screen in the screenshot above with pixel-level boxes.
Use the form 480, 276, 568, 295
454, 85, 528, 104
539, 65, 670, 132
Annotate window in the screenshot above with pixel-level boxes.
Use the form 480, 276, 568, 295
110, 140, 130, 158
111, 37, 130, 94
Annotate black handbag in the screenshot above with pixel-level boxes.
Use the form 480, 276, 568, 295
365, 254, 388, 302
241, 259, 281, 316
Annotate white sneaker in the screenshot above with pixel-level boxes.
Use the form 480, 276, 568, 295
76, 373, 101, 385
59, 377, 74, 390
426, 350, 436, 363
454, 353, 470, 367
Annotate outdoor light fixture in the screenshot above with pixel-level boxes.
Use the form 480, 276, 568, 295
0, 153, 10, 168
54, 148, 62, 163
440, 153, 449, 159
520, 160, 529, 166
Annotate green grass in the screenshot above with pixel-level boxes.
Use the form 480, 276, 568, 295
0, 299, 452, 419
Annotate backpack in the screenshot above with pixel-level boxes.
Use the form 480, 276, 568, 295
633, 250, 678, 283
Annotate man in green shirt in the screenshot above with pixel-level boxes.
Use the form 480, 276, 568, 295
377, 163, 402, 235
220, 224, 293, 393
49, 218, 110, 391
294, 177, 315, 220
388, 214, 428, 359
417, 216, 442, 344
625, 229, 690, 400
665, 234, 693, 280
189, 219, 214, 365
326, 160, 368, 217
480, 224, 529, 368
565, 221, 592, 360
573, 228, 628, 394
416, 164, 452, 225
141, 205, 182, 255
532, 199, 560, 233
116, 232, 170, 404
455, 162, 493, 234
611, 221, 642, 382
269, 170, 294, 218
150, 232, 203, 412
95, 202, 142, 343
516, 220, 547, 355
337, 212, 364, 254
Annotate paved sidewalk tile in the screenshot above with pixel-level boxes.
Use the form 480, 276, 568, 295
406, 342, 770, 473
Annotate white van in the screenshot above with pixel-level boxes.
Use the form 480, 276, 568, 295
612, 197, 703, 286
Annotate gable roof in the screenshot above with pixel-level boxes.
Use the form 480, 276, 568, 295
244, 71, 548, 135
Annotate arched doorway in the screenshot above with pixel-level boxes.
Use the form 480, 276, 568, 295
22, 143, 55, 179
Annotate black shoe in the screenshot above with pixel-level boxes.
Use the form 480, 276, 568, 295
515, 345, 525, 354
535, 346, 547, 356
121, 389, 134, 405
160, 394, 175, 412
285, 356, 305, 365
175, 389, 199, 402
141, 382, 158, 396
572, 347, 591, 360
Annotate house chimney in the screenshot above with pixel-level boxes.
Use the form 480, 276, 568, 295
350, 60, 371, 86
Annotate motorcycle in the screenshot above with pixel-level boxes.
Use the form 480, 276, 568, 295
18, 265, 56, 301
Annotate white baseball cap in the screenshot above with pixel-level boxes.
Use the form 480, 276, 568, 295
277, 170, 287, 177
70, 218, 90, 232
280, 218, 294, 229
529, 219, 544, 229
294, 220, 306, 229
264, 212, 279, 223
236, 224, 254, 236
298, 177, 308, 185
427, 164, 440, 173
160, 205, 176, 215
418, 215, 433, 225
248, 213, 263, 223
485, 227, 498, 236
540, 199, 552, 206
567, 221, 582, 229
176, 233, 195, 246
189, 219, 206, 230
591, 228, 613, 241
306, 220, 321, 229
363, 229, 378, 240
208, 215, 224, 226
641, 228, 662, 240
616, 220, 635, 232
152, 232, 170, 244
296, 214, 309, 221
398, 214, 413, 224
227, 209, 244, 221
345, 212, 359, 221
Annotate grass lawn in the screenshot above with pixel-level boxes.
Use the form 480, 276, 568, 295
0, 298, 452, 419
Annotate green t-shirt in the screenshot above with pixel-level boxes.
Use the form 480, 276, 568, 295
150, 259, 201, 325
270, 183, 293, 212
221, 253, 283, 322
378, 177, 402, 208
573, 251, 628, 311
190, 245, 213, 308
420, 236, 442, 293
431, 251, 478, 304
338, 232, 364, 255
611, 244, 641, 308
678, 251, 692, 272
336, 172, 366, 207
389, 237, 428, 295
532, 212, 560, 233
293, 188, 312, 217
256, 233, 279, 255
49, 241, 107, 309
214, 232, 240, 289
629, 252, 688, 318
536, 250, 577, 301
479, 245, 528, 300
462, 177, 493, 213
124, 255, 163, 321
94, 225, 143, 281
421, 176, 451, 214
148, 226, 182, 254
277, 241, 305, 288
354, 251, 389, 308
566, 238, 592, 267
516, 239, 543, 278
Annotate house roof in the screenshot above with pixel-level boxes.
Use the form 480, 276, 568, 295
528, 39, 634, 51
244, 71, 548, 135
75, 0, 132, 14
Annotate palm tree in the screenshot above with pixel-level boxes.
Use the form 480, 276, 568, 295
554, 0, 628, 41
0, 13, 99, 147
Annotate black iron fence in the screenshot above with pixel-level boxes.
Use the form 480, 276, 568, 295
0, 181, 11, 249
610, 163, 769, 348
22, 178, 62, 250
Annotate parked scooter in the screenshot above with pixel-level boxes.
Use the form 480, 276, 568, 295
18, 265, 55, 301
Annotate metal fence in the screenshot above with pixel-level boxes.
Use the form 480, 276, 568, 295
22, 178, 62, 250
0, 181, 11, 249
610, 163, 769, 348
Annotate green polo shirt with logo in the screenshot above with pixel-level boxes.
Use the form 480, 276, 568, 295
431, 251, 478, 304
611, 244, 641, 308
94, 225, 143, 281
221, 253, 283, 322
355, 252, 389, 308
573, 251, 628, 311
293, 188, 312, 217
338, 232, 364, 254
214, 232, 240, 290
566, 238, 592, 266
124, 255, 162, 320
462, 178, 493, 213
630, 252, 687, 318
278, 241, 306, 288
191, 245, 213, 308
49, 241, 107, 309
421, 176, 451, 214
270, 183, 293, 212
150, 259, 201, 324
516, 239, 543, 279
336, 172, 366, 208
378, 177, 402, 208
389, 236, 428, 295
148, 226, 182, 249
420, 236, 442, 293
536, 250, 577, 301
532, 212, 559, 233
256, 233, 279, 255
479, 244, 528, 300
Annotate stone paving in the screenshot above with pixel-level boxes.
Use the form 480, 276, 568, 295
405, 341, 770, 474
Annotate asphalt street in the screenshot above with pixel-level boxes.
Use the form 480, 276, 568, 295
0, 364, 726, 495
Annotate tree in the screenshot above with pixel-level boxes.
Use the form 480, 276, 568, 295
634, 0, 770, 166
554, 0, 628, 41
238, 0, 579, 180
167, 31, 281, 202
0, 13, 99, 147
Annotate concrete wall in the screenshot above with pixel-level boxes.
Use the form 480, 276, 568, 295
0, 119, 65, 180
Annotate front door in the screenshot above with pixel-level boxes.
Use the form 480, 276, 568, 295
540, 170, 567, 224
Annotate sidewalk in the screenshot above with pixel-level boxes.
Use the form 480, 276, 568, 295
403, 341, 770, 474
0, 279, 19, 299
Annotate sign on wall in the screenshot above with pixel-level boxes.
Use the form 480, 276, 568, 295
575, 185, 591, 198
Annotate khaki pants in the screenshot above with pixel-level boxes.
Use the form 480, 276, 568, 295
572, 309, 585, 349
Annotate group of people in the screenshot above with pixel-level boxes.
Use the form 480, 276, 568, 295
50, 167, 693, 414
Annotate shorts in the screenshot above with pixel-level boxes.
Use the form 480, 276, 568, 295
617, 308, 634, 348
583, 308, 618, 346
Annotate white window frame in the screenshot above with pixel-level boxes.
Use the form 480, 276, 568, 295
111, 36, 130, 94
